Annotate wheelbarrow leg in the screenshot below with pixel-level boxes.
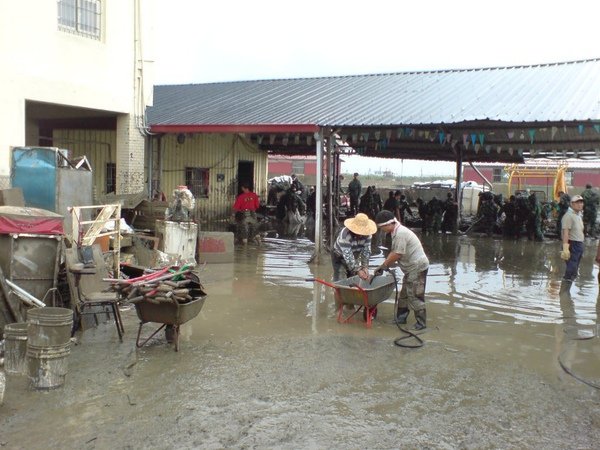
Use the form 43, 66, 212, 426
136, 322, 167, 348
174, 325, 180, 352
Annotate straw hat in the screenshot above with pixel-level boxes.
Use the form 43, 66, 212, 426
344, 213, 377, 236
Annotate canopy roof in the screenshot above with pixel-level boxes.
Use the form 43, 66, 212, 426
147, 58, 600, 163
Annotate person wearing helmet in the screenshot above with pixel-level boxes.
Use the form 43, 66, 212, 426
331, 213, 377, 282
374, 209, 429, 330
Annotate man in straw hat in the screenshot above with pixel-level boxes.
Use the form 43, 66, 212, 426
560, 194, 585, 290
331, 213, 377, 282
374, 210, 429, 330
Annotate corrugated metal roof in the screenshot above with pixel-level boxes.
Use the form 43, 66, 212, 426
147, 58, 600, 128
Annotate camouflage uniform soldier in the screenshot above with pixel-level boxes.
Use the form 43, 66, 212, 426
441, 192, 458, 234
581, 184, 599, 238
526, 193, 545, 241
427, 196, 444, 234
478, 192, 499, 236
416, 198, 429, 234
514, 193, 531, 239
556, 191, 571, 239
499, 195, 518, 238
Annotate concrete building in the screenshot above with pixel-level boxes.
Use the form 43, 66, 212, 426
0, 0, 155, 195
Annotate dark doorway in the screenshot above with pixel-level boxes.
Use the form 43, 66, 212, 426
237, 160, 254, 193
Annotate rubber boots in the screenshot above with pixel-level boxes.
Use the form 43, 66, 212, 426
394, 307, 410, 324
413, 309, 427, 330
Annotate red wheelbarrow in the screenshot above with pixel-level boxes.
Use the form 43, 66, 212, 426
307, 274, 396, 327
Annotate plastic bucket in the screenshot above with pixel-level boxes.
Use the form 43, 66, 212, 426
3, 322, 29, 375
26, 342, 71, 389
27, 307, 73, 347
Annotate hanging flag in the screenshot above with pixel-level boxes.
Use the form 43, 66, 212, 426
593, 124, 600, 134
306, 135, 313, 146
257, 135, 264, 144
517, 149, 523, 156
352, 133, 358, 143
282, 136, 289, 146
386, 129, 393, 141
496, 146, 502, 154
508, 148, 514, 155
470, 133, 477, 146
446, 133, 452, 143
474, 144, 480, 153
463, 133, 469, 147
528, 129, 536, 144
374, 131, 381, 140
423, 130, 429, 139
269, 134, 276, 144
362, 132, 369, 142
578, 124, 585, 134
396, 128, 403, 139
485, 145, 491, 154
294, 134, 300, 145
478, 133, 485, 145
507, 131, 514, 139
551, 127, 558, 140
439, 131, 445, 144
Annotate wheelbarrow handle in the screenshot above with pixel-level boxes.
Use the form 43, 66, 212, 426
306, 278, 339, 289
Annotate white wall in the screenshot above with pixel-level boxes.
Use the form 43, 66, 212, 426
0, 0, 155, 178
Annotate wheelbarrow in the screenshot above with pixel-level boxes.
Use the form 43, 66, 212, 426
134, 283, 207, 351
307, 274, 396, 327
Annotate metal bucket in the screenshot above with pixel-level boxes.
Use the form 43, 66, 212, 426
27, 307, 73, 347
3, 322, 29, 375
26, 342, 71, 389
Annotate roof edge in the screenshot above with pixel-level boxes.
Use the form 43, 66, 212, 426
150, 124, 319, 134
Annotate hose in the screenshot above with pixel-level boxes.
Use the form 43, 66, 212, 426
385, 268, 425, 349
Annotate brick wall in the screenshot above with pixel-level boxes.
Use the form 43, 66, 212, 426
116, 115, 145, 194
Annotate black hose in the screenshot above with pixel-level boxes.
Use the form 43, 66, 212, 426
386, 269, 424, 349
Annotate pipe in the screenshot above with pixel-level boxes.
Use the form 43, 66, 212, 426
6, 280, 46, 308
468, 162, 493, 191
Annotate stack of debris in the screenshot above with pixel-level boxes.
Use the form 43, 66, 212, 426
108, 264, 201, 306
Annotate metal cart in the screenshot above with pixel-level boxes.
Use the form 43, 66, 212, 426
308, 274, 396, 327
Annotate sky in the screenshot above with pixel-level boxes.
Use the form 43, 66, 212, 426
151, 0, 599, 176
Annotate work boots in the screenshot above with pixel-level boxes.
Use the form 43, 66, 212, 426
414, 309, 427, 330
394, 307, 410, 324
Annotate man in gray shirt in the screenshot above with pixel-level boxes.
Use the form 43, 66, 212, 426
560, 194, 585, 288
374, 210, 429, 329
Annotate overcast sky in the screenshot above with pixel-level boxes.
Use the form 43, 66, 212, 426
152, 0, 599, 176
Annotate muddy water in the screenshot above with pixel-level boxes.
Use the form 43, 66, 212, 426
1, 233, 600, 449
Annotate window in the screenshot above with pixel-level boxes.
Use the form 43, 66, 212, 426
492, 168, 502, 183
106, 162, 116, 194
58, 0, 101, 40
291, 160, 305, 175
185, 168, 210, 198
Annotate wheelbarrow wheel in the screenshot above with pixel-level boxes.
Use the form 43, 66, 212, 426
363, 306, 378, 322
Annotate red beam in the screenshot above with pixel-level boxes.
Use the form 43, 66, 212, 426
150, 124, 319, 134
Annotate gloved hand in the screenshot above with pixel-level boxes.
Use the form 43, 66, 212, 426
374, 264, 387, 276
356, 267, 369, 280
560, 243, 570, 261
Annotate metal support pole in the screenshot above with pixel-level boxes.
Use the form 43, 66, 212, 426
313, 129, 324, 262
455, 145, 463, 231
326, 133, 334, 245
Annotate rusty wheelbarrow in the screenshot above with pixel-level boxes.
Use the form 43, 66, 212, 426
134, 283, 207, 351
307, 274, 396, 328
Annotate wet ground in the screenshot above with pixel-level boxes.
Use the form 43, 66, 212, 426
1, 232, 600, 449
